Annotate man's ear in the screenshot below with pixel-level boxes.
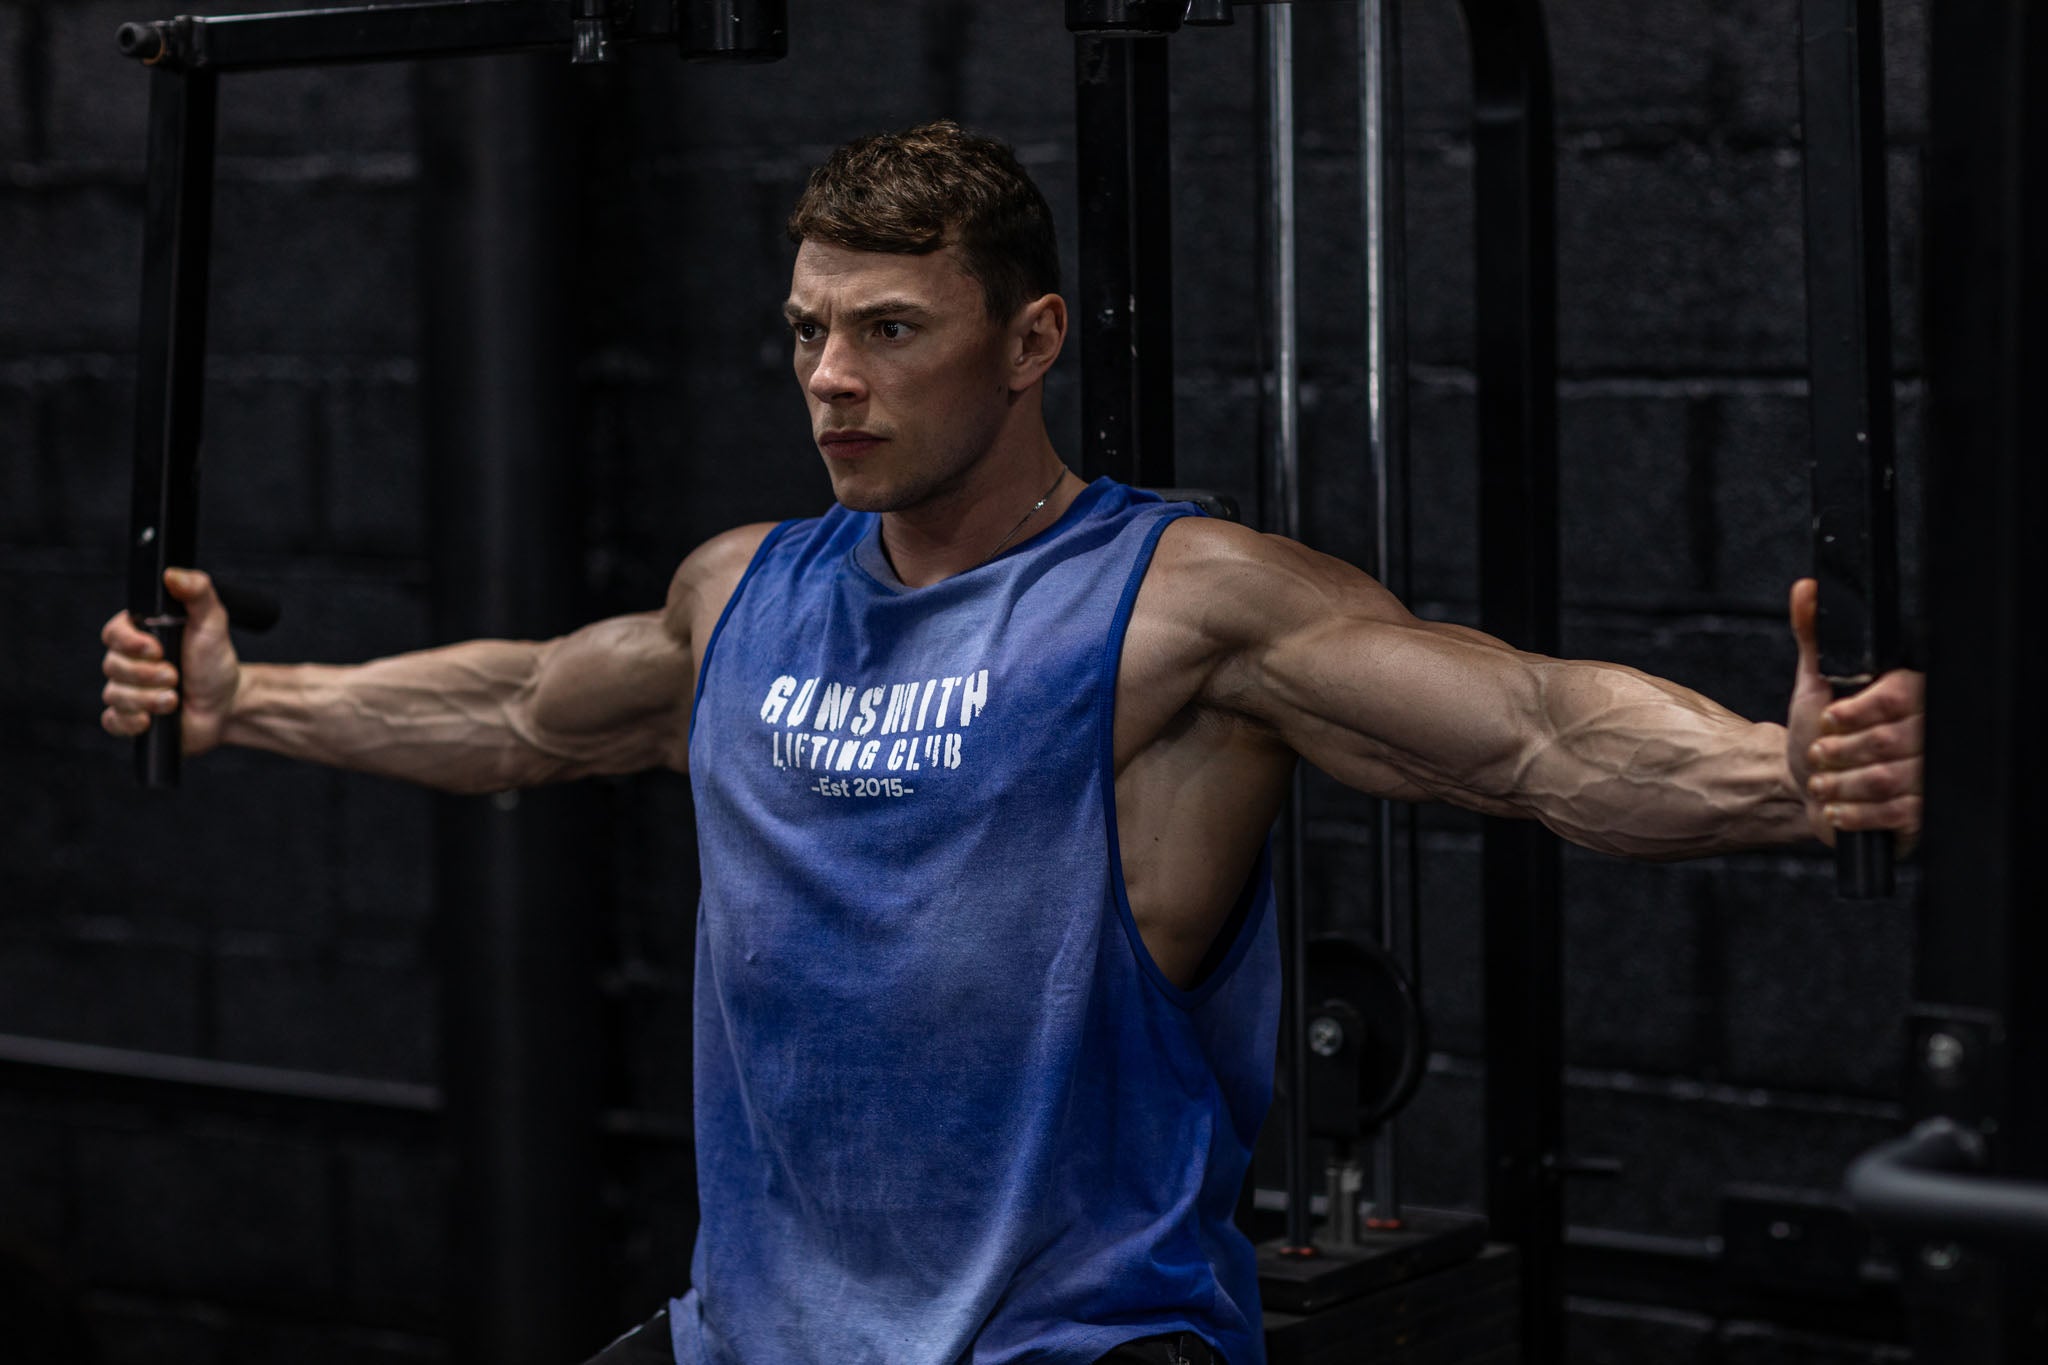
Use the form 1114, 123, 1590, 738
1008, 293, 1068, 391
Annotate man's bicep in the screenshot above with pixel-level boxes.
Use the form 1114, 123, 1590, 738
524, 522, 775, 778
523, 609, 699, 776
1168, 522, 1540, 810
1237, 609, 1543, 812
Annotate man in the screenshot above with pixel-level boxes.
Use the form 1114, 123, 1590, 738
99, 123, 1923, 1365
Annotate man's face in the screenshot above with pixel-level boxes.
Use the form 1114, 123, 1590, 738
785, 240, 1016, 513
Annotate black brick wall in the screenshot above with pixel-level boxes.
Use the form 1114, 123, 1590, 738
2, 1, 1925, 1360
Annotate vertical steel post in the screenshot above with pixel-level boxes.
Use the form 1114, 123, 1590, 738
418, 55, 604, 1365
1460, 0, 1562, 1358
1798, 0, 1900, 900
1359, 0, 1414, 1227
125, 64, 218, 788
1905, 2, 2048, 1358
1256, 2, 1313, 1256
1074, 33, 1177, 487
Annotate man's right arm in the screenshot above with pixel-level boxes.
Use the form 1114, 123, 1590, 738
100, 525, 773, 794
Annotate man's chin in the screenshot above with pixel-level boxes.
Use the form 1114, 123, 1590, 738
825, 466, 918, 515
826, 479, 897, 514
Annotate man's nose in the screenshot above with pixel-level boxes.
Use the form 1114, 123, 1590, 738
808, 333, 865, 404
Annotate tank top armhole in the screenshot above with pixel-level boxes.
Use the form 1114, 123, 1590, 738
1096, 507, 1271, 1011
687, 519, 799, 751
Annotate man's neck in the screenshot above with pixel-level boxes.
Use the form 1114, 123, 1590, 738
879, 438, 1079, 588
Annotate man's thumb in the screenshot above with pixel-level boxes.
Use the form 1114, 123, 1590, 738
165, 566, 207, 598
163, 567, 227, 626
1789, 577, 1822, 678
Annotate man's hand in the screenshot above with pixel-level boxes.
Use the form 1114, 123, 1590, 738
100, 567, 241, 756
1786, 578, 1924, 848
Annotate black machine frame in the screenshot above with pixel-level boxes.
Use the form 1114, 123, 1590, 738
2, 0, 2039, 1361
103, 4, 1579, 1356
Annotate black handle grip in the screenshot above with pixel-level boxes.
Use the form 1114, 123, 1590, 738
129, 578, 280, 790
1835, 831, 1894, 898
1829, 678, 1895, 898
135, 615, 184, 789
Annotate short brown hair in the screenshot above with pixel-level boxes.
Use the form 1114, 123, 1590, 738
787, 121, 1060, 322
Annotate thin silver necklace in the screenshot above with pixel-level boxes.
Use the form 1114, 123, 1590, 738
980, 465, 1070, 565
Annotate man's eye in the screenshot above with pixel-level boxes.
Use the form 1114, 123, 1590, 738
875, 321, 912, 341
793, 322, 822, 343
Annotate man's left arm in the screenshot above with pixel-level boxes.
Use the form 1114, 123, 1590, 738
1170, 520, 1923, 860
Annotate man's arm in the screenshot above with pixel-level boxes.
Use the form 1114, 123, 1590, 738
100, 525, 772, 794
1154, 519, 1921, 860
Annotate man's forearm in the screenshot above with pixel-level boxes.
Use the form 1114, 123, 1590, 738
224, 642, 566, 794
1522, 663, 1811, 860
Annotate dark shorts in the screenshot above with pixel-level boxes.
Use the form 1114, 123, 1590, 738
580, 1311, 1223, 1364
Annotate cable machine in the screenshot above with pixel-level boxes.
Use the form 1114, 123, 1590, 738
112, 7, 790, 1363
73, 0, 2048, 1361
1837, 2, 2048, 1360
1064, 2, 1548, 1359
107, 0, 1545, 1354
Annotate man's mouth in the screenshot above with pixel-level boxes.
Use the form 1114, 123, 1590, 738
818, 430, 885, 459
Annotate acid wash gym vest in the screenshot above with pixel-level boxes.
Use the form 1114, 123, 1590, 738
674, 478, 1280, 1365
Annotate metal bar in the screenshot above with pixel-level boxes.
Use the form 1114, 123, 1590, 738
1074, 34, 1176, 487
417, 55, 604, 1365
116, 0, 788, 72
124, 66, 217, 789
0, 1031, 440, 1121
119, 0, 573, 71
1459, 2, 1563, 1360
1130, 40, 1176, 486
1361, 0, 1409, 599
1798, 0, 1900, 900
1263, 7, 1301, 546
1888, 2, 2048, 1357
1563, 1226, 1907, 1344
1360, 0, 1413, 1228
0, 1033, 703, 1152
1848, 1119, 2048, 1259
1258, 3, 1312, 1256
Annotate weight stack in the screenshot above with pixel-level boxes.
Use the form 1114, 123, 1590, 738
1264, 1243, 1520, 1365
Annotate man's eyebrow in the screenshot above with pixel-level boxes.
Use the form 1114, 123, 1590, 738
780, 297, 933, 326
845, 297, 931, 324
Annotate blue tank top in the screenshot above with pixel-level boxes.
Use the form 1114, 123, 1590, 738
674, 479, 1279, 1365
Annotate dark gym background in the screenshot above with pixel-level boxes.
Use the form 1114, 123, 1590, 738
0, 1, 1925, 1361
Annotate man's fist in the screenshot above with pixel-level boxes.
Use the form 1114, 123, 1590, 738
100, 567, 242, 756
1786, 577, 1925, 847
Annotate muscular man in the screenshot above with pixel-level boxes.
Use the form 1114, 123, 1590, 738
99, 123, 1923, 1365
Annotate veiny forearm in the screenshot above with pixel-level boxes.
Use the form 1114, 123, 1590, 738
223, 641, 597, 794
1515, 660, 1809, 859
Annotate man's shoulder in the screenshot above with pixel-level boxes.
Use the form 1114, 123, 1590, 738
665, 522, 783, 646
1136, 514, 1299, 627
1119, 515, 1291, 692
1129, 513, 1414, 676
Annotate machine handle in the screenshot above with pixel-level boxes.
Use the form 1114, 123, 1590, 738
134, 615, 185, 788
1833, 673, 1894, 898
1799, 0, 1902, 900
130, 577, 280, 790
1846, 1118, 2048, 1259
